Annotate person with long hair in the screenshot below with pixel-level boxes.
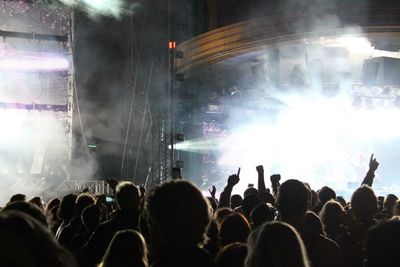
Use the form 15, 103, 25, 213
98, 230, 148, 267
245, 221, 310, 267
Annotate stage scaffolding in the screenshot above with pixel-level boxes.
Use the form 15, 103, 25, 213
0, 1, 74, 195
151, 115, 172, 186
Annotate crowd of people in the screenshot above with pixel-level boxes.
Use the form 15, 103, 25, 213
1, 154, 400, 267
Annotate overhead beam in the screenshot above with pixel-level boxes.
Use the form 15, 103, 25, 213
0, 29, 68, 42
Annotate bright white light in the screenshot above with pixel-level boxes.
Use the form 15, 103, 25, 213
215, 93, 400, 195
335, 36, 373, 54
60, 0, 126, 18
0, 56, 69, 71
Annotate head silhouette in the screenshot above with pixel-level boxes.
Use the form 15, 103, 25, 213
351, 185, 378, 222
9, 193, 26, 203
81, 204, 101, 232
230, 194, 243, 209
99, 230, 148, 267
29, 197, 44, 209
318, 186, 336, 205
57, 194, 77, 222
145, 180, 211, 247
245, 221, 310, 267
394, 200, 400, 216
116, 182, 140, 211
319, 200, 345, 236
75, 193, 95, 216
44, 198, 60, 216
3, 201, 47, 227
305, 211, 324, 235
384, 194, 398, 217
365, 220, 400, 267
219, 212, 250, 247
216, 242, 248, 267
242, 194, 261, 220
0, 210, 75, 267
276, 179, 309, 221
214, 208, 232, 225
250, 203, 275, 229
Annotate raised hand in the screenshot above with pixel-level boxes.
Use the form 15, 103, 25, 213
209, 185, 216, 198
256, 165, 264, 174
139, 184, 146, 197
227, 174, 240, 187
270, 174, 281, 184
369, 153, 379, 173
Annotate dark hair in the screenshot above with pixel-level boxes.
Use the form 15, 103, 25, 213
57, 194, 77, 221
276, 180, 309, 219
75, 193, 95, 215
245, 221, 310, 267
319, 200, 345, 236
384, 194, 398, 215
365, 220, 400, 267
9, 193, 26, 203
81, 204, 101, 232
230, 194, 243, 209
305, 211, 324, 235
29, 196, 44, 209
145, 180, 211, 246
214, 208, 233, 225
219, 212, 250, 247
318, 186, 336, 204
250, 203, 275, 229
44, 198, 61, 216
243, 187, 259, 198
351, 185, 378, 221
99, 230, 148, 267
3, 201, 48, 227
0, 210, 75, 267
116, 182, 140, 210
216, 242, 248, 267
242, 194, 261, 220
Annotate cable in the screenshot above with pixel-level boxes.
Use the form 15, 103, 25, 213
120, 63, 138, 178
68, 10, 90, 157
133, 61, 153, 182
145, 103, 152, 143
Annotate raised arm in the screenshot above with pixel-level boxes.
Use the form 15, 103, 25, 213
208, 185, 218, 204
218, 174, 239, 208
361, 154, 379, 187
256, 165, 275, 204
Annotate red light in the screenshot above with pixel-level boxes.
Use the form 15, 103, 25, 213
168, 41, 176, 49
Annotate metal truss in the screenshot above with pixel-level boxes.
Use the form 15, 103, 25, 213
56, 180, 113, 195
151, 115, 172, 186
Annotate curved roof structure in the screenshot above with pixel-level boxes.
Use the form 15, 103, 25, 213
177, 6, 400, 74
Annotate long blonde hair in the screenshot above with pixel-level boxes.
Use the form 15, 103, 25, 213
245, 221, 310, 267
